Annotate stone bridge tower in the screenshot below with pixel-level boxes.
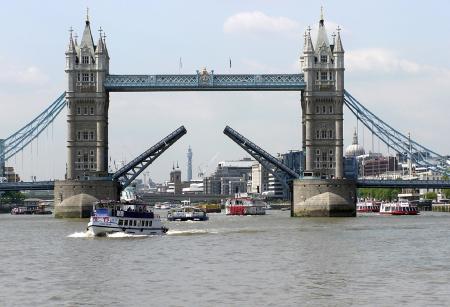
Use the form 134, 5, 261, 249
55, 15, 118, 218
301, 11, 344, 179
65, 15, 109, 180
293, 11, 356, 217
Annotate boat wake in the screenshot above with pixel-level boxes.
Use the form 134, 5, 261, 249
166, 229, 211, 236
67, 230, 95, 238
67, 230, 149, 238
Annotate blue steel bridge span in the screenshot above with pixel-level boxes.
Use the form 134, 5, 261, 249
104, 73, 306, 92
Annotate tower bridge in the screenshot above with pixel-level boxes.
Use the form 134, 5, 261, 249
1, 11, 449, 217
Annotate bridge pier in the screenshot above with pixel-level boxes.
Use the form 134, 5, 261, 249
54, 180, 119, 218
291, 179, 356, 217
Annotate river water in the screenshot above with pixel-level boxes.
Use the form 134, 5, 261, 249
1, 210, 449, 306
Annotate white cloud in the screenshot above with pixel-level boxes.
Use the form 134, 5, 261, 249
0, 56, 49, 86
223, 11, 300, 36
346, 48, 426, 74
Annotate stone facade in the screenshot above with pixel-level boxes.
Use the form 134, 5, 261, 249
300, 13, 344, 179
291, 179, 356, 217
54, 180, 119, 218
65, 16, 109, 180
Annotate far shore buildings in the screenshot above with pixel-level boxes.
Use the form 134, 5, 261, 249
203, 158, 254, 195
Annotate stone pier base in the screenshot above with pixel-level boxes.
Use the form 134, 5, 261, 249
54, 180, 120, 218
291, 179, 356, 217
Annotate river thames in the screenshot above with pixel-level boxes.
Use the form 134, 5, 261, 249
1, 210, 449, 306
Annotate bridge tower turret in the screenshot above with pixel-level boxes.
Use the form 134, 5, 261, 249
301, 10, 345, 179
55, 14, 118, 218
293, 10, 355, 217
65, 14, 109, 180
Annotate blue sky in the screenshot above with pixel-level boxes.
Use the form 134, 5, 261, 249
1, 1, 449, 182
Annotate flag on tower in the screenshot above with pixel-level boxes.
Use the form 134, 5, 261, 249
179, 57, 183, 70
229, 57, 232, 69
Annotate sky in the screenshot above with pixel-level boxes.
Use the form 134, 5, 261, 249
1, 0, 449, 183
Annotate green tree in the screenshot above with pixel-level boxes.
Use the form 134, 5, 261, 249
424, 191, 438, 200
357, 188, 400, 201
0, 191, 25, 203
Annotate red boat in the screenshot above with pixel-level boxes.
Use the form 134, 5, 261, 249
379, 201, 419, 215
356, 201, 380, 213
225, 197, 266, 216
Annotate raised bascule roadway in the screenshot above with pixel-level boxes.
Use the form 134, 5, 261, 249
1, 12, 449, 217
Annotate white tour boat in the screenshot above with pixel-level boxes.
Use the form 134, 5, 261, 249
167, 206, 208, 221
87, 200, 168, 236
356, 201, 380, 213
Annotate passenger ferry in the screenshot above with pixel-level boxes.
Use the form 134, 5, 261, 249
225, 197, 266, 216
87, 200, 168, 236
356, 201, 380, 213
167, 206, 208, 221
379, 200, 419, 215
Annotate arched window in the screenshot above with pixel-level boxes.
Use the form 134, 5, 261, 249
328, 130, 333, 138
329, 106, 333, 113
322, 106, 326, 113
321, 130, 327, 139
316, 130, 320, 139
316, 106, 320, 113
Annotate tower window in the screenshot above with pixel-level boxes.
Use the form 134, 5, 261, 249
316, 106, 320, 114
82, 73, 89, 82
329, 106, 333, 113
320, 55, 328, 63
89, 131, 94, 140
321, 72, 328, 81
90, 107, 94, 115
90, 73, 94, 82
90, 150, 94, 156
316, 130, 320, 139
316, 149, 321, 155
77, 107, 81, 115
84, 107, 88, 115
83, 131, 89, 140
322, 106, 326, 113
82, 56, 89, 64
83, 154, 88, 162
77, 73, 81, 81
321, 130, 326, 139
77, 132, 81, 140
328, 130, 333, 138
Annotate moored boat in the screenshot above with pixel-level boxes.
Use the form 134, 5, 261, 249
167, 206, 208, 221
195, 203, 222, 213
225, 197, 266, 215
379, 200, 419, 215
356, 201, 380, 213
87, 200, 168, 236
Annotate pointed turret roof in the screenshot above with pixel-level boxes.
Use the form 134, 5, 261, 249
303, 29, 314, 53
96, 35, 105, 54
80, 18, 95, 52
315, 8, 331, 52
66, 30, 76, 54
334, 29, 344, 53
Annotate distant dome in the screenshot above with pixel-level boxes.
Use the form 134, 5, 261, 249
345, 129, 365, 157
